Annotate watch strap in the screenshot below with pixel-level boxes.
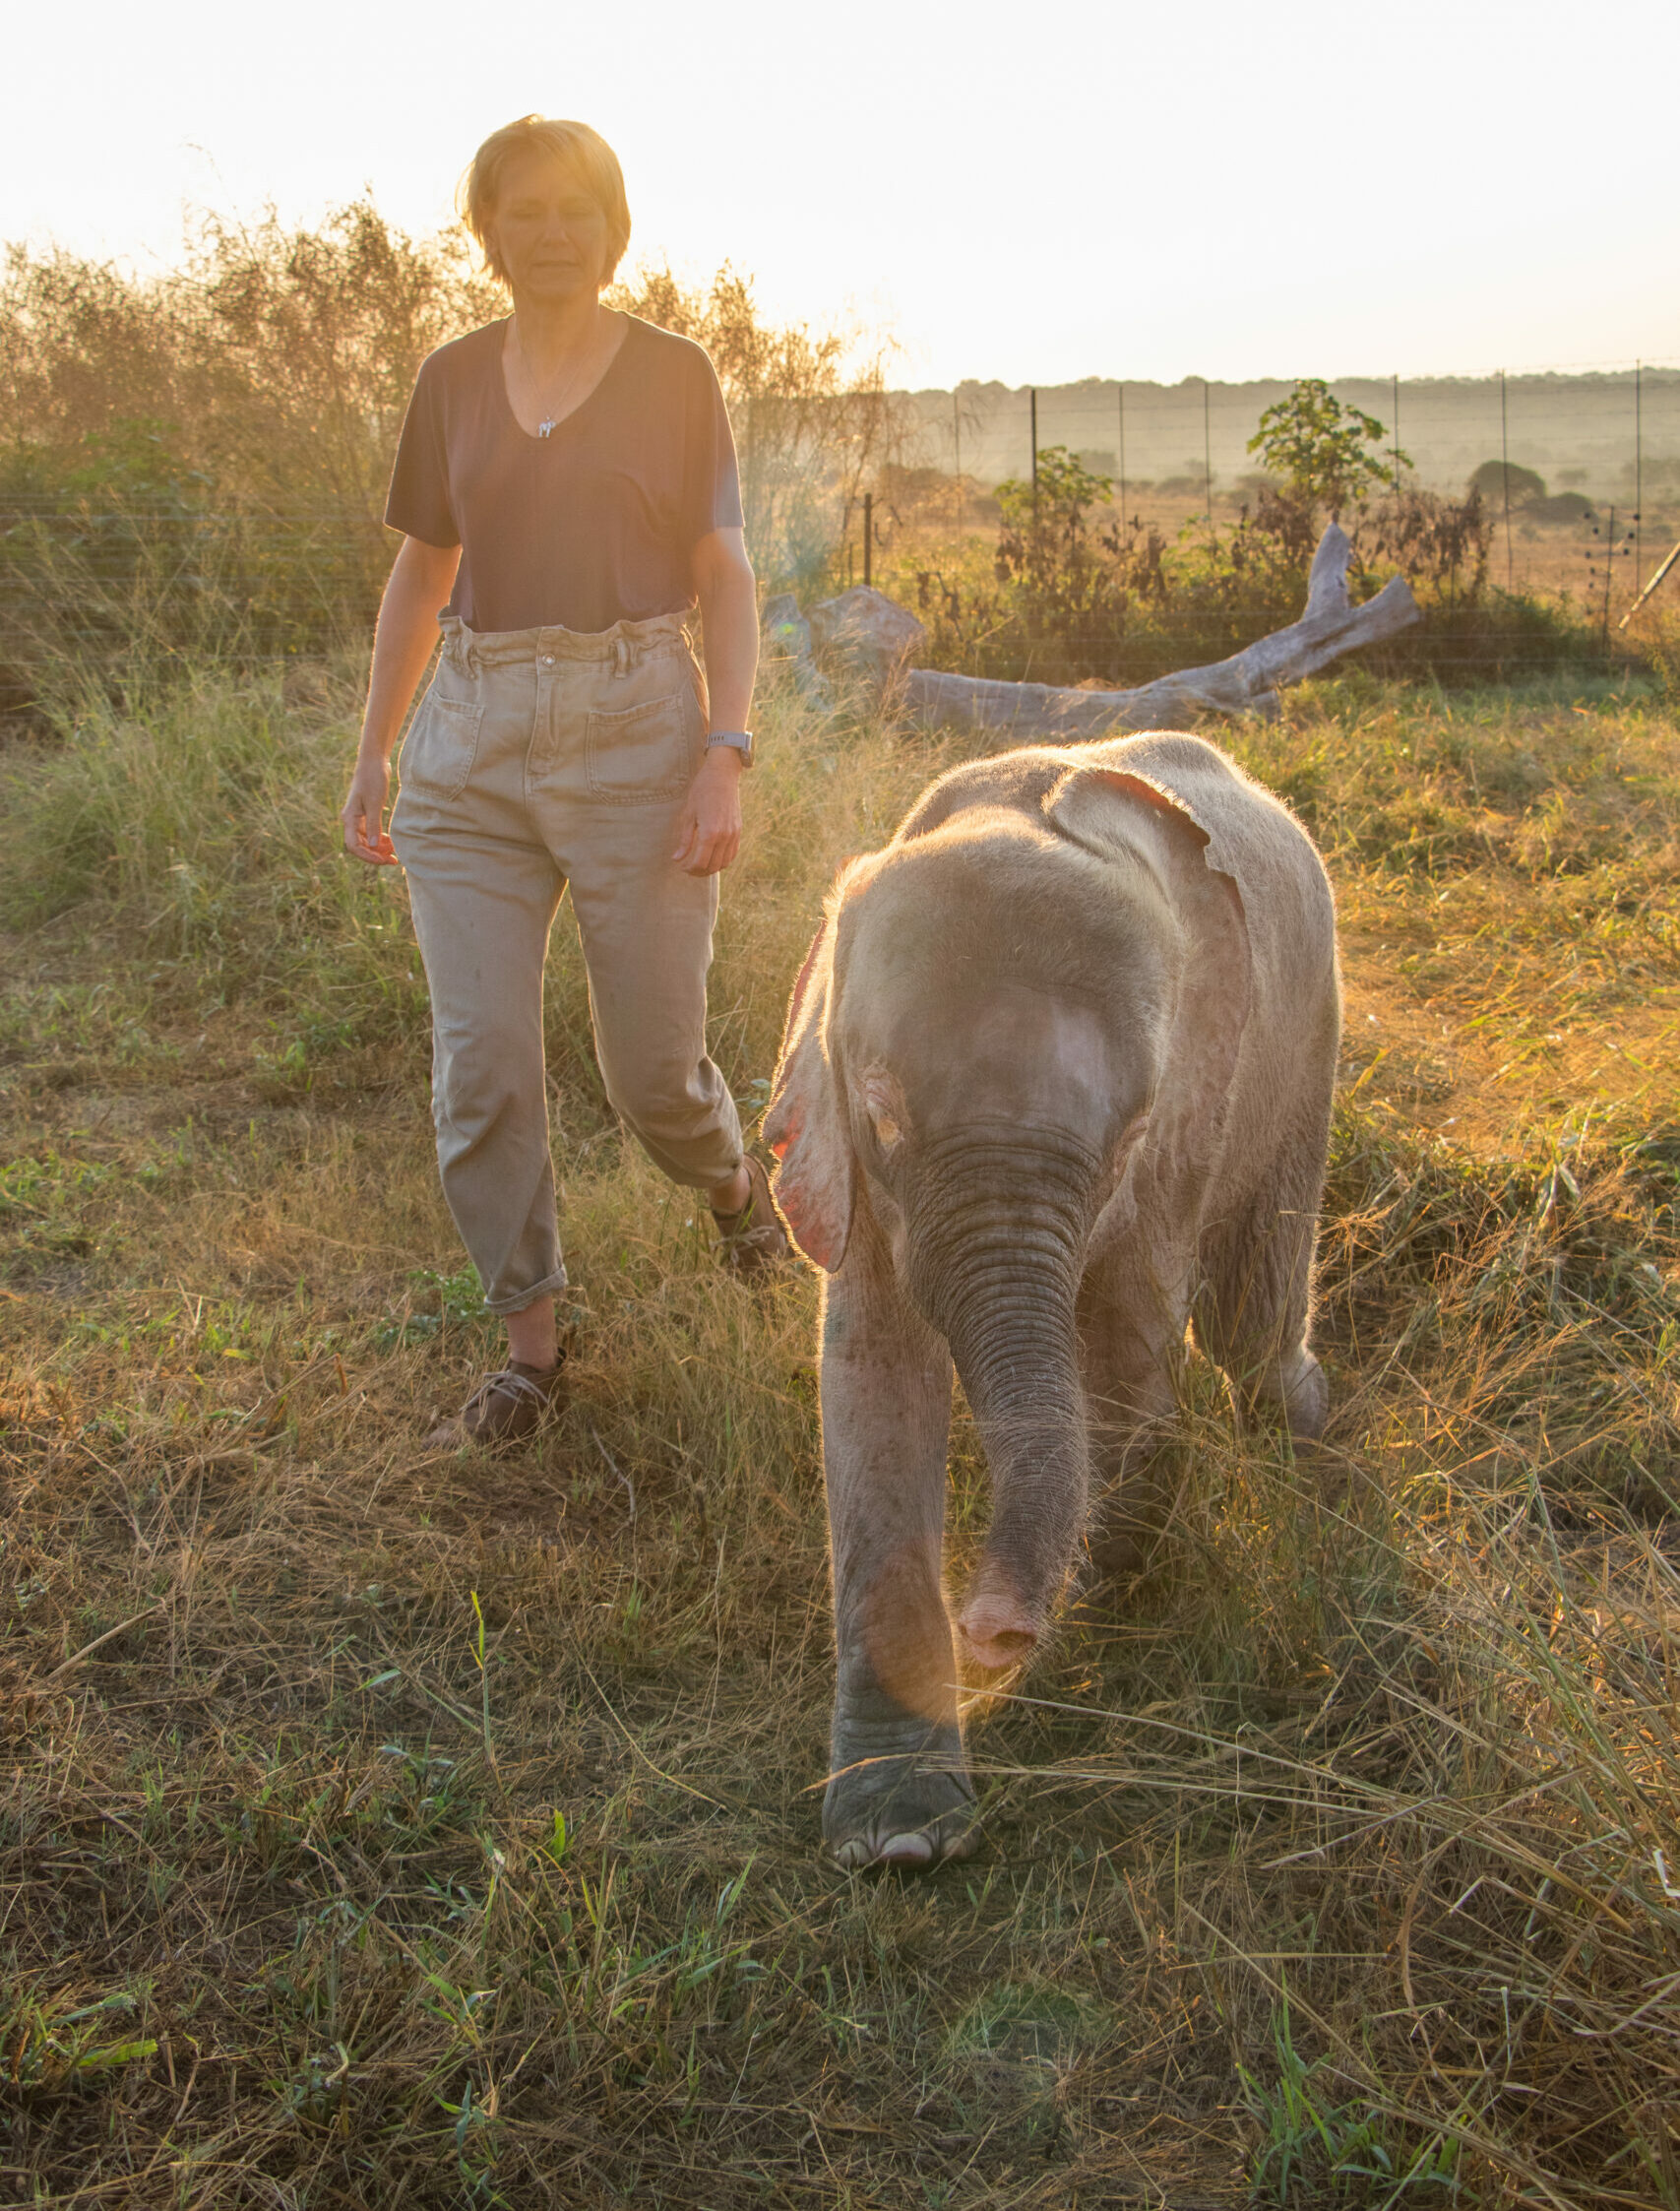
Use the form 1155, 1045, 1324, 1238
706, 729, 755, 767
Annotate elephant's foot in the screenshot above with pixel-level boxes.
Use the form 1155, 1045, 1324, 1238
824, 1732, 978, 1872
1280, 1349, 1329, 1442
1086, 1435, 1187, 1582
1245, 1345, 1329, 1444
1085, 1513, 1159, 1582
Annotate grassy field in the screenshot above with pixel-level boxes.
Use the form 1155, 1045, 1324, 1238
2, 659, 1679, 2208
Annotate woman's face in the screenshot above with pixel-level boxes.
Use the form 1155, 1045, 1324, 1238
488, 149, 611, 303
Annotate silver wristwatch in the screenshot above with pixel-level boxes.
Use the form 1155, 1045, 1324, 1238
706, 728, 755, 768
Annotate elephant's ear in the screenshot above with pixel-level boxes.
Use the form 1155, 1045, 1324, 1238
1042, 758, 1254, 1202
1042, 761, 1217, 870
1043, 757, 1252, 1014
764, 913, 855, 1273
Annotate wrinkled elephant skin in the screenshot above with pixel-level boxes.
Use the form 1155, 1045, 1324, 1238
764, 732, 1342, 1869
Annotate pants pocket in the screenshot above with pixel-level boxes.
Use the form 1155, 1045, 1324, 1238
401, 689, 484, 799
585, 686, 700, 804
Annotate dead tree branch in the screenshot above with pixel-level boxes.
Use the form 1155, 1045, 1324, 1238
771, 525, 1420, 739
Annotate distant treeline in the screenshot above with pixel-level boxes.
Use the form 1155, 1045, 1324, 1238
901, 370, 1680, 505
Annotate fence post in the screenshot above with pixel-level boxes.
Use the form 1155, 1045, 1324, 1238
1203, 379, 1213, 527
1029, 388, 1038, 495
1392, 373, 1400, 482
1117, 381, 1127, 519
862, 491, 872, 590
1499, 369, 1515, 593
1636, 359, 1643, 590
953, 394, 962, 530
1602, 506, 1617, 647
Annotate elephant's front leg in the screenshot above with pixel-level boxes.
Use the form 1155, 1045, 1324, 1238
1078, 1221, 1193, 1578
820, 1222, 977, 1870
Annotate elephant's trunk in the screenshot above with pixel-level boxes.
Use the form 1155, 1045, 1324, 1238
907, 1132, 1097, 1671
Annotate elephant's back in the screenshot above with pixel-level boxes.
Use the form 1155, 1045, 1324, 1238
890, 749, 1067, 847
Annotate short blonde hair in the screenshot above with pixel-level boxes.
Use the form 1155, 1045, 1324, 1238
459, 117, 632, 287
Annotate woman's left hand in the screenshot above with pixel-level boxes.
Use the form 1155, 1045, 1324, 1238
671, 747, 744, 876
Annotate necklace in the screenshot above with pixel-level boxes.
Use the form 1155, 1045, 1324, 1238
511, 314, 602, 439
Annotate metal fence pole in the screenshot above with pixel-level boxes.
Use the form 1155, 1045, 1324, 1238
1029, 388, 1038, 494
1203, 379, 1213, 526
1117, 381, 1127, 519
953, 393, 962, 531
1602, 506, 1616, 645
862, 491, 872, 589
1392, 373, 1400, 482
1500, 368, 1514, 593
1636, 359, 1643, 589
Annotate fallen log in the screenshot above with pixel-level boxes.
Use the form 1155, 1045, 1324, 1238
903, 524, 1418, 738
771, 526, 1420, 740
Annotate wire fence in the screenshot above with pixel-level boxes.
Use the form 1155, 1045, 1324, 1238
899, 361, 1680, 606
5, 360, 1678, 702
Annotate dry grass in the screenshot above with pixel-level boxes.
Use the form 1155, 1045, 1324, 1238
2, 663, 1678, 2207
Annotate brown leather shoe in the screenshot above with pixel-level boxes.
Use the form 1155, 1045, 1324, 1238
712, 1155, 791, 1277
426, 1358, 567, 1450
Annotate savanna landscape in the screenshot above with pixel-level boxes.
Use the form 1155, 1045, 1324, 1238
4, 207, 1680, 2208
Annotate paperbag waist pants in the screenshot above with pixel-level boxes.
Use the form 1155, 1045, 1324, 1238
390, 612, 743, 1314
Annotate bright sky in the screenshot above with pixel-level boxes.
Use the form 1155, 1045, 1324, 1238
9, 0, 1677, 389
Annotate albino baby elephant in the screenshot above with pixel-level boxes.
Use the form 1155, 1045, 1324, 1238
764, 732, 1340, 1871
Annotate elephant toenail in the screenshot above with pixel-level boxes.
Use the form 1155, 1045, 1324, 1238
876, 1831, 936, 1865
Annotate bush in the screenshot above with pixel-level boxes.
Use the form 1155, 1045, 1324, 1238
894, 465, 1599, 689
0, 206, 497, 711
0, 212, 902, 715
1527, 490, 1594, 524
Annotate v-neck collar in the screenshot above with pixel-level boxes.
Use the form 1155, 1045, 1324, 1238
494, 313, 634, 446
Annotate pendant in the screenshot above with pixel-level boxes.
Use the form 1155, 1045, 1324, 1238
537, 418, 556, 439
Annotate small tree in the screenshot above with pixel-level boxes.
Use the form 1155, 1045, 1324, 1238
994, 446, 1115, 593
1248, 378, 1408, 512
1468, 459, 1545, 507
968, 444, 1192, 683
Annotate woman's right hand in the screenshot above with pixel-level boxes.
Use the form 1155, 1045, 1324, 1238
342, 750, 398, 866
344, 536, 461, 868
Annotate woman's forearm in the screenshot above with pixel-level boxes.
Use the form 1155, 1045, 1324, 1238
359, 537, 462, 762
692, 530, 758, 733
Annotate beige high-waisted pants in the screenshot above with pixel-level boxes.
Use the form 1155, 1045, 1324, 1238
390, 612, 744, 1314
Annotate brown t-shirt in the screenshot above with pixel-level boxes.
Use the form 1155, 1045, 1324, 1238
384, 314, 743, 635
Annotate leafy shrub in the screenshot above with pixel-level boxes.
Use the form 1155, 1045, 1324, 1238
988, 446, 1131, 671
895, 456, 1589, 688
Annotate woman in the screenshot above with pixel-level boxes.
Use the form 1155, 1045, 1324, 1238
341, 115, 787, 1448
